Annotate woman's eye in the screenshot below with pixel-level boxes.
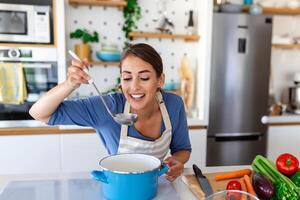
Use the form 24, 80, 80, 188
122, 78, 132, 81
140, 77, 150, 81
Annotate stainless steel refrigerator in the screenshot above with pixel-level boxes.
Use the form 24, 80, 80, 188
207, 13, 273, 166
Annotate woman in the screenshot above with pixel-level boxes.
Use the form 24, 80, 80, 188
29, 43, 191, 181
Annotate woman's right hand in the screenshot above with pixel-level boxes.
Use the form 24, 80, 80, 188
67, 58, 91, 89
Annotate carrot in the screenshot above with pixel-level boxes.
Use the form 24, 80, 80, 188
243, 174, 257, 197
239, 177, 248, 200
215, 169, 252, 181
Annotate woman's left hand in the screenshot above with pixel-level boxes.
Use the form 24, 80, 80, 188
163, 156, 184, 182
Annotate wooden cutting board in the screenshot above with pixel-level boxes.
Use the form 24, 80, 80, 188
182, 172, 243, 199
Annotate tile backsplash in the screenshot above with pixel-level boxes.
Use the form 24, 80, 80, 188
65, 0, 199, 97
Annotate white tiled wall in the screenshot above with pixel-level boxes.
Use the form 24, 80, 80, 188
65, 0, 199, 97
271, 16, 300, 104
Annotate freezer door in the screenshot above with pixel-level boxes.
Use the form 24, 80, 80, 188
208, 13, 272, 135
206, 133, 266, 166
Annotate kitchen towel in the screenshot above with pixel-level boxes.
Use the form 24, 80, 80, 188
0, 63, 27, 104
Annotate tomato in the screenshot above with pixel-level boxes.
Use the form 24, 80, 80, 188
226, 180, 242, 190
276, 153, 299, 176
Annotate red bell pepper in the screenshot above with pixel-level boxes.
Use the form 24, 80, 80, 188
276, 153, 299, 176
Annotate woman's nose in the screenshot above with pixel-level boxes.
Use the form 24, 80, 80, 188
131, 78, 141, 90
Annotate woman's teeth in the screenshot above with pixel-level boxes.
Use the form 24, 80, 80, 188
130, 94, 145, 100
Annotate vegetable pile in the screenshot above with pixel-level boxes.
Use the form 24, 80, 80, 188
214, 153, 300, 200
252, 153, 300, 200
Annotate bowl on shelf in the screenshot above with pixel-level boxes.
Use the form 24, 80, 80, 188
96, 50, 122, 62
205, 190, 259, 200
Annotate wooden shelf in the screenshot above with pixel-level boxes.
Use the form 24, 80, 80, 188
243, 6, 300, 15
272, 44, 300, 49
90, 61, 120, 66
68, 0, 127, 7
129, 32, 200, 42
0, 43, 56, 48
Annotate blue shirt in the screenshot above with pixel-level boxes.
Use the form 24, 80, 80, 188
48, 92, 191, 155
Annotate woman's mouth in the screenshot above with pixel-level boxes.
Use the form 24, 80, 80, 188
130, 93, 145, 101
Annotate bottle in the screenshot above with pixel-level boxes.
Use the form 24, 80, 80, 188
187, 10, 194, 35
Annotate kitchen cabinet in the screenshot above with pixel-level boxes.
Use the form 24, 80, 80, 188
185, 129, 207, 168
267, 125, 300, 161
61, 129, 207, 172
60, 133, 108, 172
0, 127, 206, 174
0, 135, 61, 174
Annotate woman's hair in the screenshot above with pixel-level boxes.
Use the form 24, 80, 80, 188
120, 43, 163, 77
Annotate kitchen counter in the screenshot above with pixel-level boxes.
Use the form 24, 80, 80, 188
261, 113, 300, 126
0, 118, 206, 136
0, 166, 249, 200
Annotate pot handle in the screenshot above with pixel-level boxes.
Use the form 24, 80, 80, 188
90, 170, 108, 183
158, 164, 169, 176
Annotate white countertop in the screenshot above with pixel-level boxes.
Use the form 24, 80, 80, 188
261, 113, 300, 124
0, 171, 197, 200
0, 166, 250, 200
0, 117, 205, 129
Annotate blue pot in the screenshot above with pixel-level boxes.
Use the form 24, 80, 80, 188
90, 154, 169, 200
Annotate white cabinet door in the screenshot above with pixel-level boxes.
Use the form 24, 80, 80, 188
0, 135, 61, 175
185, 129, 207, 168
61, 133, 108, 172
267, 126, 300, 161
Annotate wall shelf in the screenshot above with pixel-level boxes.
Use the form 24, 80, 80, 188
68, 0, 127, 7
243, 7, 300, 15
0, 43, 56, 48
272, 44, 300, 49
129, 32, 200, 42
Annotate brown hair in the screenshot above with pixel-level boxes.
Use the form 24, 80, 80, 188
120, 43, 163, 77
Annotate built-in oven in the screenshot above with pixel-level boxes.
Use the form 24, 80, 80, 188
0, 3, 51, 44
0, 47, 57, 120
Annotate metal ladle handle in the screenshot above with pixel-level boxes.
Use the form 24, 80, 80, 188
83, 68, 115, 117
68, 50, 115, 117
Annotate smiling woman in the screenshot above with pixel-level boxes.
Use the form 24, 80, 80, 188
29, 43, 191, 182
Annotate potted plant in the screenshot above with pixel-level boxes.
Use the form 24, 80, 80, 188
70, 29, 99, 61
122, 0, 141, 47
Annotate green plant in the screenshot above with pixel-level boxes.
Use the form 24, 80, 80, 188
70, 29, 99, 44
122, 0, 141, 46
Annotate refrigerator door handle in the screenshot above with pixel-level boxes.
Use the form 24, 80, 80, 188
214, 132, 263, 141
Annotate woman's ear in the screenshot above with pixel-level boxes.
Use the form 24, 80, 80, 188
158, 73, 165, 88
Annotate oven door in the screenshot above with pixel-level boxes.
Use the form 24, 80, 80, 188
0, 62, 57, 120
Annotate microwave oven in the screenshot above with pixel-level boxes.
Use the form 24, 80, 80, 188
0, 3, 51, 44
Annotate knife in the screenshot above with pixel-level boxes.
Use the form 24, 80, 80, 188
192, 164, 213, 197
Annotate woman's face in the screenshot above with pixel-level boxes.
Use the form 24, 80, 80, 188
120, 55, 164, 111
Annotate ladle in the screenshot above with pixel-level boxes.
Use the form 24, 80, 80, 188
68, 50, 138, 125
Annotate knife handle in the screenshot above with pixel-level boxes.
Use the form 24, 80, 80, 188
193, 164, 205, 178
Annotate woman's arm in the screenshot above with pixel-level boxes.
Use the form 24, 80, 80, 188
29, 59, 90, 123
172, 150, 191, 164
